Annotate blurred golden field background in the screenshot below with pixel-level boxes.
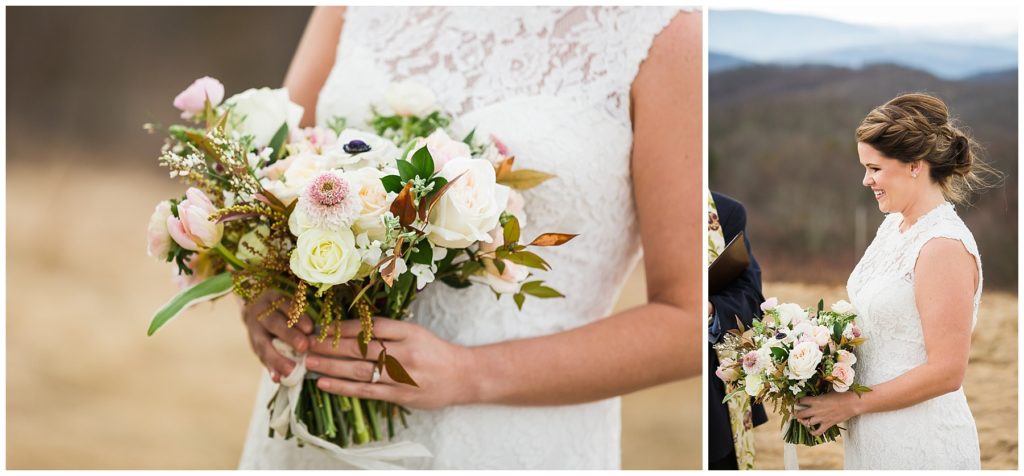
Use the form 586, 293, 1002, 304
750, 283, 1017, 470
6, 7, 700, 469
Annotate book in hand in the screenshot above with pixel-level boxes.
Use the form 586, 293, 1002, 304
709, 231, 750, 295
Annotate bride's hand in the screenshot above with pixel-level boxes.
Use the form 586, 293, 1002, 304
795, 392, 864, 436
304, 318, 475, 410
241, 290, 314, 383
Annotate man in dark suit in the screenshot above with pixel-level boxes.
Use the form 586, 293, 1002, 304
708, 191, 768, 470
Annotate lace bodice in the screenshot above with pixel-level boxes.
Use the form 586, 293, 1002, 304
240, 6, 687, 469
843, 202, 981, 469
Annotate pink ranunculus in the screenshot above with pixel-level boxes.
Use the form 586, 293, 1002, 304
851, 325, 862, 338
716, 358, 740, 383
741, 350, 759, 372
147, 200, 174, 259
760, 297, 779, 312
167, 187, 223, 251
831, 362, 855, 392
173, 76, 225, 120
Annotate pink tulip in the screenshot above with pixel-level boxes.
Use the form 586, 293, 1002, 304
167, 188, 223, 251
173, 76, 225, 119
146, 200, 174, 259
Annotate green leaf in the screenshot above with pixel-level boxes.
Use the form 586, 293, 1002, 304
460, 260, 483, 280
494, 259, 506, 274
380, 175, 404, 193
431, 176, 448, 192
833, 322, 844, 342
497, 169, 556, 190
410, 146, 434, 178
409, 239, 433, 265
396, 159, 417, 182
462, 128, 477, 145
506, 251, 550, 270
148, 272, 233, 336
520, 281, 564, 298
817, 299, 825, 314
503, 215, 521, 245
851, 384, 873, 396
268, 122, 289, 159
513, 293, 526, 310
770, 346, 788, 361
384, 355, 419, 387
440, 275, 472, 289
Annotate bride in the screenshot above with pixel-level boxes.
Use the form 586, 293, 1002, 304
795, 93, 999, 469
235, 6, 701, 469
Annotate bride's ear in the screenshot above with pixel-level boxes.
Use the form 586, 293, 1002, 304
910, 160, 924, 178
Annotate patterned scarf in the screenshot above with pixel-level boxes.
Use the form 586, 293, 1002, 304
708, 191, 756, 470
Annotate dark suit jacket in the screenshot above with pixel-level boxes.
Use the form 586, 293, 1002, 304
708, 192, 768, 463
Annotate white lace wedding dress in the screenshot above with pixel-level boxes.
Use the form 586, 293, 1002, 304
238, 6, 688, 469
844, 202, 982, 470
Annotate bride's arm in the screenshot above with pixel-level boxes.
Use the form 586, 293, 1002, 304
796, 237, 977, 435
282, 6, 346, 127
307, 11, 703, 409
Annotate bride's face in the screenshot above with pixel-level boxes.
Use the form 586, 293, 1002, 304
858, 142, 918, 214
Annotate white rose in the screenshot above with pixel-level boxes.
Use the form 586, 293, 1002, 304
808, 325, 833, 348
787, 341, 824, 381
756, 346, 774, 373
775, 303, 808, 327
385, 81, 438, 117
343, 167, 393, 240
745, 372, 764, 396
831, 300, 856, 315
324, 129, 399, 171
289, 228, 362, 288
225, 87, 304, 148
406, 129, 471, 171
260, 153, 329, 206
427, 158, 510, 248
236, 225, 271, 264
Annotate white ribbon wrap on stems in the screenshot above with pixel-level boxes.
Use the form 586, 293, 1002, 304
267, 338, 433, 469
781, 404, 806, 470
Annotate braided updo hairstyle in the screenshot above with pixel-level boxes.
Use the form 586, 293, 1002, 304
856, 93, 1001, 204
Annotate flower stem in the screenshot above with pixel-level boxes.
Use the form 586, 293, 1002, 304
213, 242, 247, 270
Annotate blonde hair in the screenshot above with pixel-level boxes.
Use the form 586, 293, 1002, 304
856, 93, 1002, 204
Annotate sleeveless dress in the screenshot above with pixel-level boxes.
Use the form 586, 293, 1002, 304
238, 6, 687, 469
844, 202, 982, 469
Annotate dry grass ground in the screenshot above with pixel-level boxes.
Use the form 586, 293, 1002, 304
747, 282, 1018, 470
6, 160, 700, 469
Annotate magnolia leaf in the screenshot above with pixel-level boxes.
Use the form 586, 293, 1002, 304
384, 355, 419, 387
380, 256, 398, 287
380, 175, 404, 194
503, 215, 521, 245
506, 251, 550, 270
513, 292, 526, 310
495, 157, 515, 181
357, 331, 369, 358
421, 172, 465, 221
255, 191, 287, 213
377, 349, 387, 375
410, 146, 434, 178
396, 160, 417, 182
390, 181, 417, 228
148, 272, 233, 336
497, 169, 555, 190
528, 233, 577, 247
215, 211, 260, 224
520, 281, 564, 299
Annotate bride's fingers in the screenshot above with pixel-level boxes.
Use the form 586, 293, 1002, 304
306, 356, 379, 382
261, 311, 311, 353
307, 336, 386, 360
329, 317, 410, 340
316, 376, 404, 402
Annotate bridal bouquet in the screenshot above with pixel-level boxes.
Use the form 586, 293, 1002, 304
714, 298, 871, 446
145, 77, 574, 458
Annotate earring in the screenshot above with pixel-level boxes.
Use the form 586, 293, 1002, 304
911, 172, 918, 178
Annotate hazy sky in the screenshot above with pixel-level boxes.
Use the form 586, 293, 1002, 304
714, 2, 1019, 38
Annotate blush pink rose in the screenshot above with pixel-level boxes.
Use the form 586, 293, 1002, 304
173, 76, 225, 119
406, 129, 471, 171
831, 362, 855, 392
167, 187, 223, 251
716, 358, 740, 383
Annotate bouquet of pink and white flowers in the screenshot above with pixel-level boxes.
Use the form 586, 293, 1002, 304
714, 298, 871, 446
145, 77, 574, 458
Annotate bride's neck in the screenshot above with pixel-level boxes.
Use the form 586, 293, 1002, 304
899, 187, 947, 231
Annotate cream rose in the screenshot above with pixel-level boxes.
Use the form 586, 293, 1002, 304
225, 87, 304, 148
259, 153, 329, 206
831, 300, 856, 315
775, 303, 808, 327
289, 228, 362, 288
745, 372, 764, 395
427, 158, 510, 248
837, 349, 857, 365
385, 81, 438, 117
787, 341, 824, 381
344, 167, 393, 240
808, 325, 833, 348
